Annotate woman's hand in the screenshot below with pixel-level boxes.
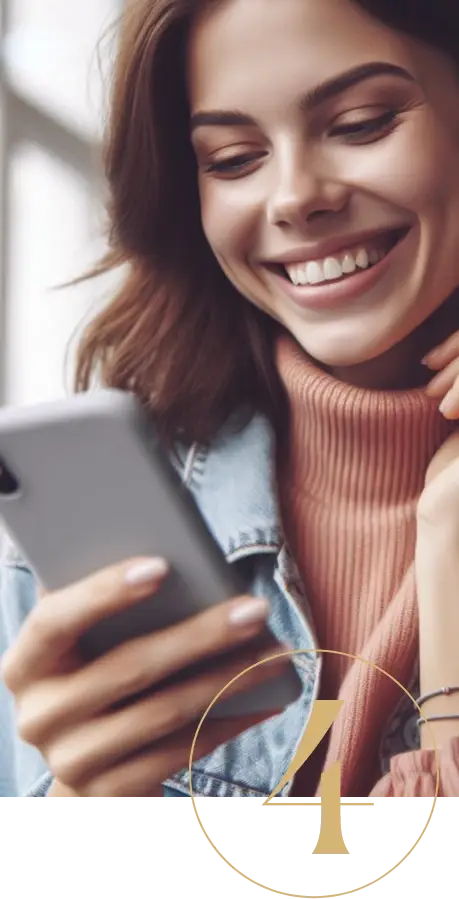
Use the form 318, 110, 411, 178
423, 330, 459, 418
416, 432, 459, 748
0, 557, 288, 796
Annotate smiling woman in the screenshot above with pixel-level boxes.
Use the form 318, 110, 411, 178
188, 0, 459, 390
2, 0, 459, 799
189, 57, 415, 311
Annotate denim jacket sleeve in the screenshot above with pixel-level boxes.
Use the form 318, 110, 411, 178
0, 541, 52, 796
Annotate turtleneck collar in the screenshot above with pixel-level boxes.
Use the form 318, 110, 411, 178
275, 331, 457, 505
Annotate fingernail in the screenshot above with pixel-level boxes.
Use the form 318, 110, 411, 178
125, 558, 169, 585
439, 393, 456, 417
229, 597, 270, 626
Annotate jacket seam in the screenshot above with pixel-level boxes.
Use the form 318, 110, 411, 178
163, 771, 270, 798
182, 441, 209, 489
1, 562, 33, 575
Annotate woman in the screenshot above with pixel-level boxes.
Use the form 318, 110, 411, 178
2, 0, 459, 798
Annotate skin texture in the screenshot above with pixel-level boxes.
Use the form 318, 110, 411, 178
189, 0, 459, 389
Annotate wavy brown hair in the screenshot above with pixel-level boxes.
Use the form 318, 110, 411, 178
76, 0, 459, 447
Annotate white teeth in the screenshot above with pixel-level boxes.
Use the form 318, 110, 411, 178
296, 266, 308, 285
284, 243, 385, 286
341, 254, 356, 274
355, 248, 369, 269
306, 261, 324, 284
323, 257, 342, 281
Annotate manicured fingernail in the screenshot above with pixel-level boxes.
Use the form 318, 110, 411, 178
229, 597, 270, 626
439, 392, 456, 416
422, 350, 441, 366
125, 558, 169, 585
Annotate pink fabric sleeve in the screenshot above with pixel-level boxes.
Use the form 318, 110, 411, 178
369, 737, 459, 797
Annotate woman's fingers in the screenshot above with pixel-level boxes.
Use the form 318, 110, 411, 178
423, 332, 459, 370
424, 356, 459, 418
1, 557, 170, 690
439, 383, 459, 418
10, 592, 274, 731
45, 594, 272, 719
78, 712, 275, 797
1, 553, 287, 798
424, 356, 459, 398
39, 652, 287, 786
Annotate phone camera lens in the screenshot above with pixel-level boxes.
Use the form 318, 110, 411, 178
0, 459, 20, 496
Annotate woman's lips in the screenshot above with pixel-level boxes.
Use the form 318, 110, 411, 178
264, 227, 411, 312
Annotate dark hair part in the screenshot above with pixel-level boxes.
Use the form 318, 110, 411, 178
75, 0, 459, 447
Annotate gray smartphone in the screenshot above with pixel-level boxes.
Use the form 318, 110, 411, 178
0, 388, 301, 717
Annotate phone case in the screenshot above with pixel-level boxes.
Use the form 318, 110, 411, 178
0, 389, 301, 716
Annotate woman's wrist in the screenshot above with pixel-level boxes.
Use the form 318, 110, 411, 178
417, 695, 459, 750
415, 527, 459, 749
418, 624, 459, 748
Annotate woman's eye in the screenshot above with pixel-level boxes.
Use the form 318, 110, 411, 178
330, 110, 399, 143
204, 153, 263, 177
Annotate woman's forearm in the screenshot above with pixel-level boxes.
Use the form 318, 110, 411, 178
416, 526, 459, 750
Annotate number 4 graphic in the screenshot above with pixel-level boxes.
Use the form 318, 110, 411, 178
263, 700, 373, 854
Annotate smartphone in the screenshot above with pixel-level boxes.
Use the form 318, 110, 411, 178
0, 389, 301, 717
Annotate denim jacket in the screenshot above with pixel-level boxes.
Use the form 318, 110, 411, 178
0, 410, 419, 797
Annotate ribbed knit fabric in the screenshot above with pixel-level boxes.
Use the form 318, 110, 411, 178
275, 331, 459, 796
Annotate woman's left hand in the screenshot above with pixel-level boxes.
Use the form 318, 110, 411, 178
415, 431, 459, 748
423, 330, 459, 418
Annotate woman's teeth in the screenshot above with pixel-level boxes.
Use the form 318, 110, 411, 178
284, 245, 385, 286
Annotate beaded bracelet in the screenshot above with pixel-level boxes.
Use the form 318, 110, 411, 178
417, 713, 459, 728
417, 686, 459, 708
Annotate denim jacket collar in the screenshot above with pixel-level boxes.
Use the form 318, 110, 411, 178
175, 411, 283, 562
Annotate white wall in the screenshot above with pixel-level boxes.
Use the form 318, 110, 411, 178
4, 142, 109, 405
2, 0, 121, 408
5, 0, 116, 141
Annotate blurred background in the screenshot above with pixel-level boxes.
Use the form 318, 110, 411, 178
0, 1, 124, 549
0, 0, 122, 410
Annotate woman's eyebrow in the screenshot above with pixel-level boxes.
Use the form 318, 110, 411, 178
190, 61, 415, 132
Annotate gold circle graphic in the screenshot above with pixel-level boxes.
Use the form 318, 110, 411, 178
188, 648, 439, 898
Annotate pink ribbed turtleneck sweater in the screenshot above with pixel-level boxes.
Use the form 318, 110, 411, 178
275, 332, 459, 797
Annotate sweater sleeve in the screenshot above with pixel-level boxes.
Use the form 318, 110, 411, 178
369, 736, 459, 796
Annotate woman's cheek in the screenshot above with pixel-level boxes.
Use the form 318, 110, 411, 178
395, 125, 459, 210
201, 192, 258, 264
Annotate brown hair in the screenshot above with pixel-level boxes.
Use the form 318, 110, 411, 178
76, 0, 459, 448
76, 0, 282, 449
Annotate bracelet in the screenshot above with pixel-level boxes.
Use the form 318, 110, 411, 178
417, 686, 459, 709
417, 714, 459, 727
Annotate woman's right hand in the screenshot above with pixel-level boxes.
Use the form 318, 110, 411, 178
0, 557, 288, 796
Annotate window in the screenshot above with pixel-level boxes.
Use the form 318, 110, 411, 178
0, 1, 122, 407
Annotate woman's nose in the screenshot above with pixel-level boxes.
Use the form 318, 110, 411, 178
266, 158, 350, 228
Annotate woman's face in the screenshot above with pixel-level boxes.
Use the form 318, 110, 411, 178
188, 0, 459, 370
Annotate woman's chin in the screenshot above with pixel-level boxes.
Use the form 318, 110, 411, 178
284, 328, 390, 370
